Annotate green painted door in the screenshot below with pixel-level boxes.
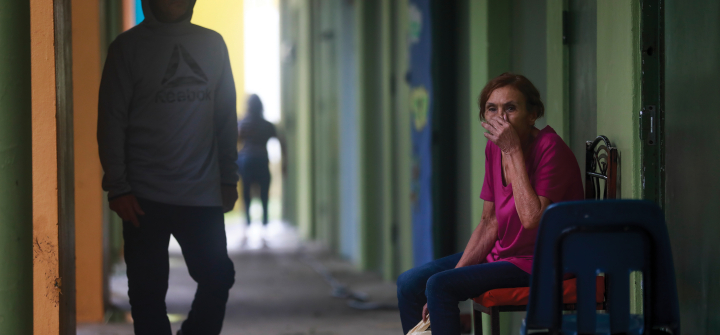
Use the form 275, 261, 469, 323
665, 0, 720, 332
567, 0, 597, 170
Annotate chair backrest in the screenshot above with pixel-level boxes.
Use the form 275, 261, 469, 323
585, 136, 618, 200
524, 200, 680, 334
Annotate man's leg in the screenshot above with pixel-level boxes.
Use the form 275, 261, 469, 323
123, 198, 173, 335
396, 253, 463, 333
172, 205, 235, 335
425, 261, 530, 335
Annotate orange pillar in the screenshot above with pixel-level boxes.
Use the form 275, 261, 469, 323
73, 0, 105, 323
31, 0, 61, 333
123, 0, 136, 30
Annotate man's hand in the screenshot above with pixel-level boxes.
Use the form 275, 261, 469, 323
422, 303, 429, 322
481, 115, 522, 154
222, 185, 238, 213
109, 194, 145, 227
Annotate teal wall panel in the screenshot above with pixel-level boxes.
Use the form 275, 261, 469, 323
337, 0, 361, 263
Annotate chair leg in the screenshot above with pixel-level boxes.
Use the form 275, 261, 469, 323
473, 308, 483, 335
490, 307, 500, 335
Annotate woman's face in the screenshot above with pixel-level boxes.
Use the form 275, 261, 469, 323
151, 0, 191, 23
484, 85, 537, 138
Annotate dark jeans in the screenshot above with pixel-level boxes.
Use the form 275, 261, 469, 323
238, 154, 271, 225
397, 253, 530, 335
123, 198, 235, 335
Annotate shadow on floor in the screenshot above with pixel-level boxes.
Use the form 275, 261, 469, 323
77, 221, 402, 335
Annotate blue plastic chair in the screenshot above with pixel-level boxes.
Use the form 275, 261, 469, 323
521, 200, 680, 335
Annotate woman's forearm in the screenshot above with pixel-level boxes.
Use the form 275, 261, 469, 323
505, 151, 544, 229
456, 203, 498, 268
456, 224, 496, 268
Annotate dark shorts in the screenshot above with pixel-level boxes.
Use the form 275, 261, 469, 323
237, 154, 270, 184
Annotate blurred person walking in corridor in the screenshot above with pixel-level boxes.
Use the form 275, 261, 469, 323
237, 94, 284, 230
97, 0, 238, 334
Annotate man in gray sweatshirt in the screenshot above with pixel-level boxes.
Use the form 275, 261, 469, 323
97, 0, 237, 334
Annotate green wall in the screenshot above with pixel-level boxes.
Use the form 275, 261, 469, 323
311, 0, 341, 252
511, 0, 547, 131
665, 0, 720, 332
545, 0, 569, 142
597, 0, 643, 315
356, 0, 385, 272
0, 1, 33, 333
393, 0, 415, 277
280, 0, 299, 227
597, 0, 641, 200
296, 0, 314, 239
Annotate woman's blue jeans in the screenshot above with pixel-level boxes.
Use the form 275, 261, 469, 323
396, 253, 530, 335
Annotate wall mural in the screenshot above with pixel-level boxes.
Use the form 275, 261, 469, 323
408, 0, 434, 266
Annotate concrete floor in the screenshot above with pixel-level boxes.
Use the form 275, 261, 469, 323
77, 221, 403, 335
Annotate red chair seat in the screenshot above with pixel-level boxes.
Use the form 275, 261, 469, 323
473, 276, 605, 308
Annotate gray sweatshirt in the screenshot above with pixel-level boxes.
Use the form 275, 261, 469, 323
98, 0, 238, 207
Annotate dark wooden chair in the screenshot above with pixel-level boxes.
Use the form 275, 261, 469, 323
471, 135, 617, 335
584, 135, 618, 200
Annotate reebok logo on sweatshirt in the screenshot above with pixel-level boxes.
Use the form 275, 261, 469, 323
155, 44, 213, 103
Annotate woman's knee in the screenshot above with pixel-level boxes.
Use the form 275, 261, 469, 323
397, 268, 425, 299
425, 272, 457, 301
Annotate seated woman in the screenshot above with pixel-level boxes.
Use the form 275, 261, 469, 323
397, 73, 584, 335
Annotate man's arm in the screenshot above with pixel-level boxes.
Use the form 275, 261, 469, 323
214, 39, 239, 211
98, 40, 146, 226
98, 41, 133, 200
455, 200, 498, 268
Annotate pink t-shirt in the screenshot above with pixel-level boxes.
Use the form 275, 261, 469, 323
480, 126, 583, 273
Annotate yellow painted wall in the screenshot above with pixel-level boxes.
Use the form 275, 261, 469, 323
73, 0, 105, 323
30, 0, 61, 333
192, 0, 246, 211
192, 0, 245, 115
